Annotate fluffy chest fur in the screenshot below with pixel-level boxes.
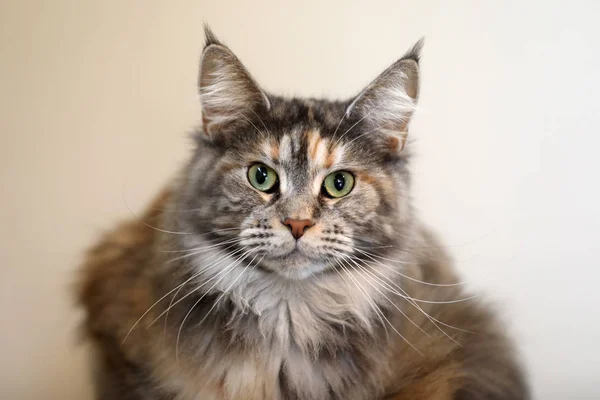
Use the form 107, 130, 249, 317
151, 244, 397, 400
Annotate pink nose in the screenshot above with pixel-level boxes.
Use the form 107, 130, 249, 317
282, 218, 314, 239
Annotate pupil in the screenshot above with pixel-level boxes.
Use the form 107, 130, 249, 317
333, 174, 345, 191
255, 166, 268, 185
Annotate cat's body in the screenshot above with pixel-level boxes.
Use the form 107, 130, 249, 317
78, 29, 528, 400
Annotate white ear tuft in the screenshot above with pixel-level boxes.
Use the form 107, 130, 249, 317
198, 39, 269, 138
345, 47, 421, 147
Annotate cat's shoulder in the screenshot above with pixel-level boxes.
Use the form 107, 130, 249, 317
76, 189, 170, 338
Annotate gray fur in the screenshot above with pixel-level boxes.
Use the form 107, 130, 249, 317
78, 27, 528, 400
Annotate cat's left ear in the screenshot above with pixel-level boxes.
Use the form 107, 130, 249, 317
345, 40, 423, 151
198, 26, 270, 139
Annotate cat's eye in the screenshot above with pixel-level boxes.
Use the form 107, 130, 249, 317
248, 163, 279, 193
322, 171, 355, 198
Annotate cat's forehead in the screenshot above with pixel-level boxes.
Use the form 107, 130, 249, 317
268, 97, 349, 132
222, 96, 392, 175
254, 97, 369, 167
260, 127, 344, 170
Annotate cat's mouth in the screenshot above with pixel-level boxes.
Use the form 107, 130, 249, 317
270, 247, 299, 258
259, 246, 329, 279
270, 241, 303, 256
267, 247, 312, 262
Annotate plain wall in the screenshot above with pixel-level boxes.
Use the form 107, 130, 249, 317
1, 1, 599, 399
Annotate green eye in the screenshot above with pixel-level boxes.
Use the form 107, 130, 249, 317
322, 171, 355, 198
248, 163, 279, 193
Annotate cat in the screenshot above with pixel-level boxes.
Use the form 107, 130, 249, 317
77, 27, 529, 400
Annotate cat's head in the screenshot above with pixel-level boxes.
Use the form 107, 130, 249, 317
174, 27, 422, 280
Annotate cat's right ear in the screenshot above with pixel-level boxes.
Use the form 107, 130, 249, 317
198, 26, 270, 139
344, 39, 423, 152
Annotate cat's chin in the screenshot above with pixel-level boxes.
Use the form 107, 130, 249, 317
260, 250, 329, 280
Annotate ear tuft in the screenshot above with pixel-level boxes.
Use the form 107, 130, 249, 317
198, 28, 270, 139
401, 38, 424, 64
345, 40, 423, 149
203, 24, 223, 49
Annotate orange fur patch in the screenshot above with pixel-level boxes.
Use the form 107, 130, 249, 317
270, 142, 279, 160
306, 129, 334, 168
218, 162, 241, 175
357, 172, 377, 185
325, 149, 337, 169
307, 130, 321, 162
387, 362, 463, 400
387, 136, 400, 152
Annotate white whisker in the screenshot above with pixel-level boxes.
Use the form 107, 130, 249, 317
161, 245, 247, 336
334, 257, 423, 356
174, 250, 254, 361
341, 252, 473, 339
355, 248, 468, 288
329, 110, 347, 144
121, 180, 192, 235
328, 257, 387, 337
166, 238, 246, 263
235, 112, 266, 139
147, 247, 249, 328
338, 253, 430, 337
247, 107, 271, 136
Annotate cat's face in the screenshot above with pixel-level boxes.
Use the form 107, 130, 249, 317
175, 30, 421, 279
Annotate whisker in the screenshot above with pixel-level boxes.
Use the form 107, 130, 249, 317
148, 247, 249, 328
176, 252, 266, 359
367, 264, 473, 340
403, 296, 479, 305
165, 238, 245, 263
125, 246, 233, 342
329, 110, 347, 145
344, 127, 385, 147
123, 245, 246, 343
332, 112, 368, 147
332, 102, 388, 147
343, 234, 386, 246
327, 257, 388, 338
355, 248, 468, 288
341, 253, 473, 338
121, 181, 192, 235
353, 255, 475, 304
334, 257, 423, 356
352, 244, 396, 251
169, 236, 244, 252
174, 250, 253, 361
247, 107, 271, 136
159, 233, 244, 253
235, 112, 266, 139
162, 245, 247, 336
354, 248, 412, 264
338, 253, 430, 337
191, 226, 242, 236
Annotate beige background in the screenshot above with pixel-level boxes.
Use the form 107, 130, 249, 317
1, 1, 599, 399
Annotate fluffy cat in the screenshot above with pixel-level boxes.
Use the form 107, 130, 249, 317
77, 27, 529, 400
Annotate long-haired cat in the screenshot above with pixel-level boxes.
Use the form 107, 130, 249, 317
78, 27, 529, 400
